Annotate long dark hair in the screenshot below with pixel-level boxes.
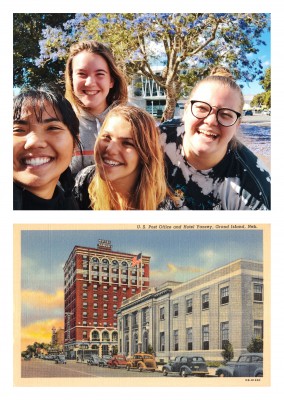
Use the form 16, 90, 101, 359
13, 85, 82, 194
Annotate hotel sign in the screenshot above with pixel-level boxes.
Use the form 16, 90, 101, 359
98, 239, 112, 249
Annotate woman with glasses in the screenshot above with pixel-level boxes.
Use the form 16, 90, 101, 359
160, 66, 271, 210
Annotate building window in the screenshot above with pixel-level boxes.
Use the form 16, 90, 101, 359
103, 313, 108, 318
254, 284, 263, 302
113, 305, 117, 309
93, 294, 97, 299
131, 288, 136, 293
113, 287, 118, 292
125, 315, 129, 329
173, 303, 179, 317
220, 322, 229, 349
104, 322, 107, 327
114, 322, 117, 327
82, 321, 87, 326
93, 312, 98, 317
83, 302, 87, 308
202, 293, 209, 310
186, 327, 193, 350
254, 320, 263, 338
173, 330, 179, 351
93, 284, 98, 289
220, 286, 229, 305
83, 283, 87, 290
82, 293, 87, 298
103, 304, 108, 309
202, 325, 209, 350
83, 274, 88, 279
160, 307, 165, 320
82, 331, 87, 339
103, 294, 108, 300
93, 303, 98, 308
122, 288, 127, 292
103, 285, 108, 290
160, 332, 165, 351
113, 295, 118, 301
186, 298, 192, 314
122, 296, 127, 300
83, 311, 87, 317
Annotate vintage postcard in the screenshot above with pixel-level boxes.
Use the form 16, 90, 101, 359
14, 223, 270, 387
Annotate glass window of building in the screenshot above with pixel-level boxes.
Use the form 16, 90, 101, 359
220, 321, 229, 348
173, 330, 179, 351
160, 307, 165, 320
220, 286, 229, 304
186, 298, 192, 313
173, 303, 179, 317
186, 327, 193, 350
202, 325, 209, 350
202, 293, 209, 310
254, 320, 263, 338
254, 284, 263, 302
160, 332, 165, 351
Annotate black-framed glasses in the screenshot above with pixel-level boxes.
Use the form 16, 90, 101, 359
190, 100, 241, 127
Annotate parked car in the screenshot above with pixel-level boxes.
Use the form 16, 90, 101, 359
215, 353, 263, 377
107, 354, 128, 368
244, 110, 253, 116
162, 355, 209, 377
262, 109, 271, 115
54, 355, 67, 364
87, 355, 107, 367
126, 353, 157, 372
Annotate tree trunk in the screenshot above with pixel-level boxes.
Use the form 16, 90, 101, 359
160, 81, 179, 123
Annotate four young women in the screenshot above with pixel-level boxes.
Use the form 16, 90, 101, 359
13, 40, 271, 210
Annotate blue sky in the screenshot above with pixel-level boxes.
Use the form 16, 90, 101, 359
22, 228, 263, 292
238, 30, 271, 95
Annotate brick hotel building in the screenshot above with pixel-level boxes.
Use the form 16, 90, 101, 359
63, 240, 150, 359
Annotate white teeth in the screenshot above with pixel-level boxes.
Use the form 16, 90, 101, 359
84, 90, 98, 95
24, 157, 51, 166
104, 159, 120, 166
199, 130, 218, 138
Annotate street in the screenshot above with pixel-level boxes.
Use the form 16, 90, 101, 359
21, 358, 217, 379
21, 358, 162, 378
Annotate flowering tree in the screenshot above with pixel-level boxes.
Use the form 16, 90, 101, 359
33, 13, 269, 121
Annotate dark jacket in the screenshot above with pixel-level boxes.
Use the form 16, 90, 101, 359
13, 182, 79, 210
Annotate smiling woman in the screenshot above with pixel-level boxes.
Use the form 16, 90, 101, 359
13, 86, 81, 210
160, 66, 271, 210
73, 105, 181, 210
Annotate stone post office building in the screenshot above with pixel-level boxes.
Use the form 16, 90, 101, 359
117, 259, 264, 361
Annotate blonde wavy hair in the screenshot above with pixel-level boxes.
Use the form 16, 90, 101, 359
88, 105, 172, 210
65, 40, 128, 114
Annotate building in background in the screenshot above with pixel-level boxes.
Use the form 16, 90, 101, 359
117, 259, 263, 362
63, 240, 150, 359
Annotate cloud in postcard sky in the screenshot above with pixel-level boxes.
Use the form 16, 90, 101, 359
21, 228, 263, 289
21, 289, 64, 326
21, 318, 64, 351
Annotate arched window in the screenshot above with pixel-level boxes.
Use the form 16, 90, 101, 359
91, 330, 100, 341
102, 331, 110, 342
112, 332, 118, 342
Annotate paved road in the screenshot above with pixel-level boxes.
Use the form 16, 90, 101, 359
21, 358, 162, 378
21, 358, 217, 379
241, 114, 270, 126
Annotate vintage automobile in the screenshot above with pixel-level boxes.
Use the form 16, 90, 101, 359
162, 355, 209, 377
107, 354, 128, 368
126, 353, 157, 372
87, 355, 107, 367
54, 355, 67, 364
215, 353, 263, 377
